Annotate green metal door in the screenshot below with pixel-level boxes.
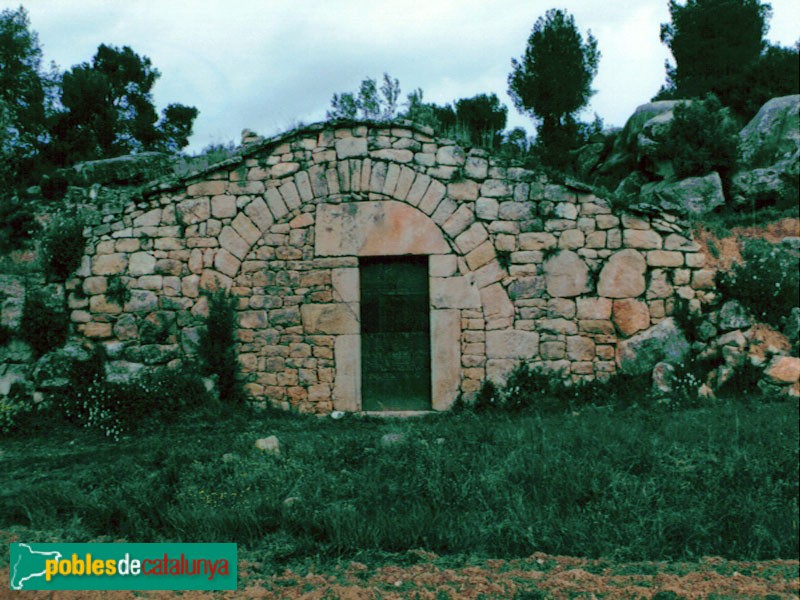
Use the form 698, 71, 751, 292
360, 255, 431, 411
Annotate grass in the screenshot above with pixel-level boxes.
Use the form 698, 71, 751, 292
0, 399, 797, 572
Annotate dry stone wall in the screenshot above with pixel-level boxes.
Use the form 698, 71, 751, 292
67, 121, 711, 413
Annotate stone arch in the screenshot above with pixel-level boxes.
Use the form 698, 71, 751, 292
200, 141, 512, 412
71, 120, 709, 415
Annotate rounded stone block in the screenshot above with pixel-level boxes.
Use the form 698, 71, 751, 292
543, 250, 590, 298
612, 298, 651, 337
597, 249, 646, 298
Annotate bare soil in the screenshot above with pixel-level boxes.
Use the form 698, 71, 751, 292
2, 553, 798, 599
694, 217, 799, 270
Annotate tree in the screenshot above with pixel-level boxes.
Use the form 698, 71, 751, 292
454, 94, 507, 147
49, 44, 198, 164
403, 90, 509, 148
658, 0, 771, 111
508, 9, 600, 164
0, 6, 56, 186
327, 73, 401, 120
721, 41, 799, 121
403, 88, 456, 132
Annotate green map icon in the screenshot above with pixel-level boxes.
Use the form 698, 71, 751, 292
10, 543, 63, 590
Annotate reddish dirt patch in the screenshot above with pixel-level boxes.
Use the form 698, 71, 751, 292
695, 217, 800, 271
2, 553, 798, 599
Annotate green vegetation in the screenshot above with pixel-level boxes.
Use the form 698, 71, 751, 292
467, 361, 726, 416
18, 287, 69, 357
0, 400, 795, 565
0, 5, 198, 194
327, 72, 401, 121
716, 238, 800, 329
657, 0, 798, 122
104, 274, 131, 308
55, 361, 216, 441
40, 212, 85, 281
198, 289, 246, 404
0, 195, 39, 253
654, 94, 740, 184
328, 74, 510, 150
0, 6, 56, 191
508, 8, 600, 169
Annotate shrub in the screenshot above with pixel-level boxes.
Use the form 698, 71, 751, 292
716, 239, 799, 329
655, 94, 739, 185
0, 324, 13, 346
41, 212, 85, 281
19, 288, 69, 357
59, 364, 216, 440
0, 195, 40, 253
666, 355, 713, 410
471, 362, 656, 415
0, 383, 32, 434
472, 380, 501, 413
503, 363, 561, 413
197, 289, 246, 404
40, 172, 70, 202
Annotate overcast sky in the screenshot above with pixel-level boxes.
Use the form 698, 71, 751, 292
7, 1, 800, 153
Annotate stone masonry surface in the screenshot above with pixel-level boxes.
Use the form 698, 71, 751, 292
62, 121, 710, 414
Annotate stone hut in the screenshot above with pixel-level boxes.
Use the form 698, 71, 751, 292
68, 121, 711, 413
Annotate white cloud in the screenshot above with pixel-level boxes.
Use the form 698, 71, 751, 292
5, 0, 799, 152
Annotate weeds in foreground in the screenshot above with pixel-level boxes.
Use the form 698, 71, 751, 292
1, 400, 795, 565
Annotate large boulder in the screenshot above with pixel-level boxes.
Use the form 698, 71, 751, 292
732, 95, 800, 209
639, 172, 726, 215
0, 364, 29, 396
617, 317, 691, 375
597, 249, 646, 298
597, 101, 684, 182
32, 341, 97, 390
730, 162, 799, 208
762, 356, 800, 385
739, 95, 800, 168
718, 300, 752, 331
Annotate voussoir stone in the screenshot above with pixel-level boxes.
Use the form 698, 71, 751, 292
597, 249, 646, 298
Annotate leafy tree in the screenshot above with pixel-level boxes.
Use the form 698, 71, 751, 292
726, 42, 800, 120
0, 6, 57, 186
403, 90, 508, 148
654, 94, 740, 184
198, 289, 246, 404
498, 127, 533, 161
327, 72, 401, 120
330, 76, 509, 149
48, 44, 198, 164
657, 0, 775, 118
158, 103, 200, 153
454, 94, 507, 147
379, 73, 401, 120
403, 88, 456, 131
508, 9, 600, 166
